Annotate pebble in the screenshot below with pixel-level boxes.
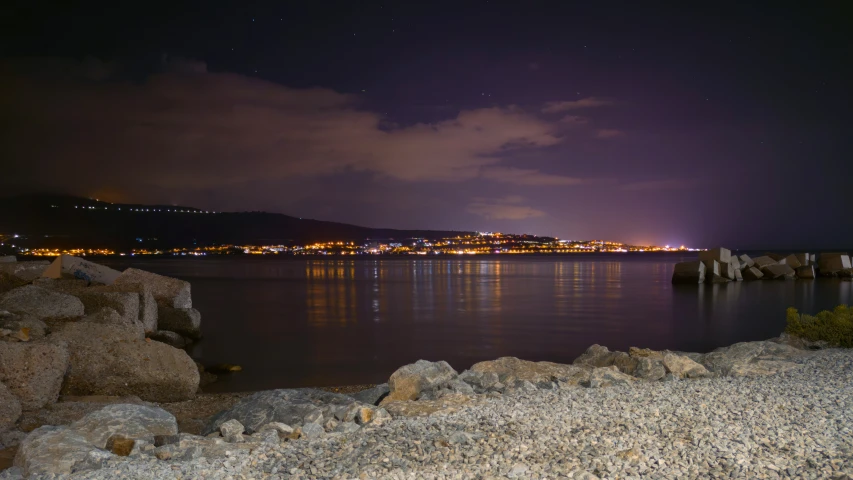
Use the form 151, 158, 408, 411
64, 349, 853, 479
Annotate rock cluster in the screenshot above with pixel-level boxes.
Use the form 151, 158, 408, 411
0, 255, 204, 464
2, 334, 845, 479
673, 247, 849, 283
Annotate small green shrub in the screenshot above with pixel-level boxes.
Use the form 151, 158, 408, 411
786, 305, 853, 347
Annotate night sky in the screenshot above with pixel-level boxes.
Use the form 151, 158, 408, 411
2, 2, 851, 248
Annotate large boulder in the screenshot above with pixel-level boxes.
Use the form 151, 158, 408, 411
818, 253, 852, 275
0, 340, 69, 409
795, 253, 811, 267
203, 389, 387, 435
633, 357, 666, 380
671, 261, 705, 284
699, 248, 731, 271
742, 266, 764, 280
41, 255, 121, 285
661, 353, 709, 378
760, 264, 796, 280
349, 384, 390, 406
0, 312, 47, 342
0, 261, 49, 294
73, 291, 143, 332
0, 382, 21, 432
588, 366, 635, 388
386, 360, 458, 401
157, 306, 201, 339
469, 357, 590, 387
50, 322, 198, 402
0, 286, 84, 320
573, 345, 638, 374
67, 404, 177, 449
114, 269, 191, 308
14, 404, 177, 476
699, 341, 806, 377
86, 284, 159, 334
13, 425, 106, 476
82, 307, 144, 339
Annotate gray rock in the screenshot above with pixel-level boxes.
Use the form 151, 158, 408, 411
0, 286, 84, 320
0, 429, 27, 449
471, 356, 591, 387
204, 389, 380, 435
14, 404, 176, 476
662, 353, 710, 378
257, 422, 294, 439
0, 340, 69, 409
41, 255, 121, 285
73, 291, 143, 333
300, 422, 324, 440
82, 307, 144, 339
634, 357, 666, 381
771, 332, 830, 350
761, 264, 797, 280
334, 422, 361, 434
51, 322, 199, 402
0, 381, 21, 432
250, 428, 279, 444
719, 261, 736, 280
387, 359, 458, 401
733, 268, 743, 281
156, 306, 201, 339
148, 330, 187, 349
742, 266, 764, 280
588, 366, 635, 388
0, 313, 47, 342
671, 260, 705, 284
0, 261, 49, 294
30, 278, 89, 293
573, 345, 638, 375
69, 404, 178, 449
13, 425, 107, 476
418, 378, 475, 400
219, 419, 245, 443
459, 370, 501, 393
114, 269, 192, 308
700, 341, 806, 377
85, 283, 159, 334
729, 255, 741, 270
349, 383, 389, 405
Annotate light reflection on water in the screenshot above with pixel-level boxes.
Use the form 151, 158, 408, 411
100, 255, 853, 392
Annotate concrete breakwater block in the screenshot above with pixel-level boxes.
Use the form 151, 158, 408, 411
671, 261, 705, 284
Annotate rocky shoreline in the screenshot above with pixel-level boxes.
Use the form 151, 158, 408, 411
1, 256, 852, 478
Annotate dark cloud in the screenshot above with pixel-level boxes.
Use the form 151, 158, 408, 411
0, 58, 617, 195
466, 195, 546, 220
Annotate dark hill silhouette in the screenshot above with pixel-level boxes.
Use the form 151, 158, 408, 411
0, 195, 471, 249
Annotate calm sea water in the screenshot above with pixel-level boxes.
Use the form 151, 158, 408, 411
101, 254, 853, 392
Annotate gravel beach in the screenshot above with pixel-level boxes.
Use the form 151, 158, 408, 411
48, 348, 853, 480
